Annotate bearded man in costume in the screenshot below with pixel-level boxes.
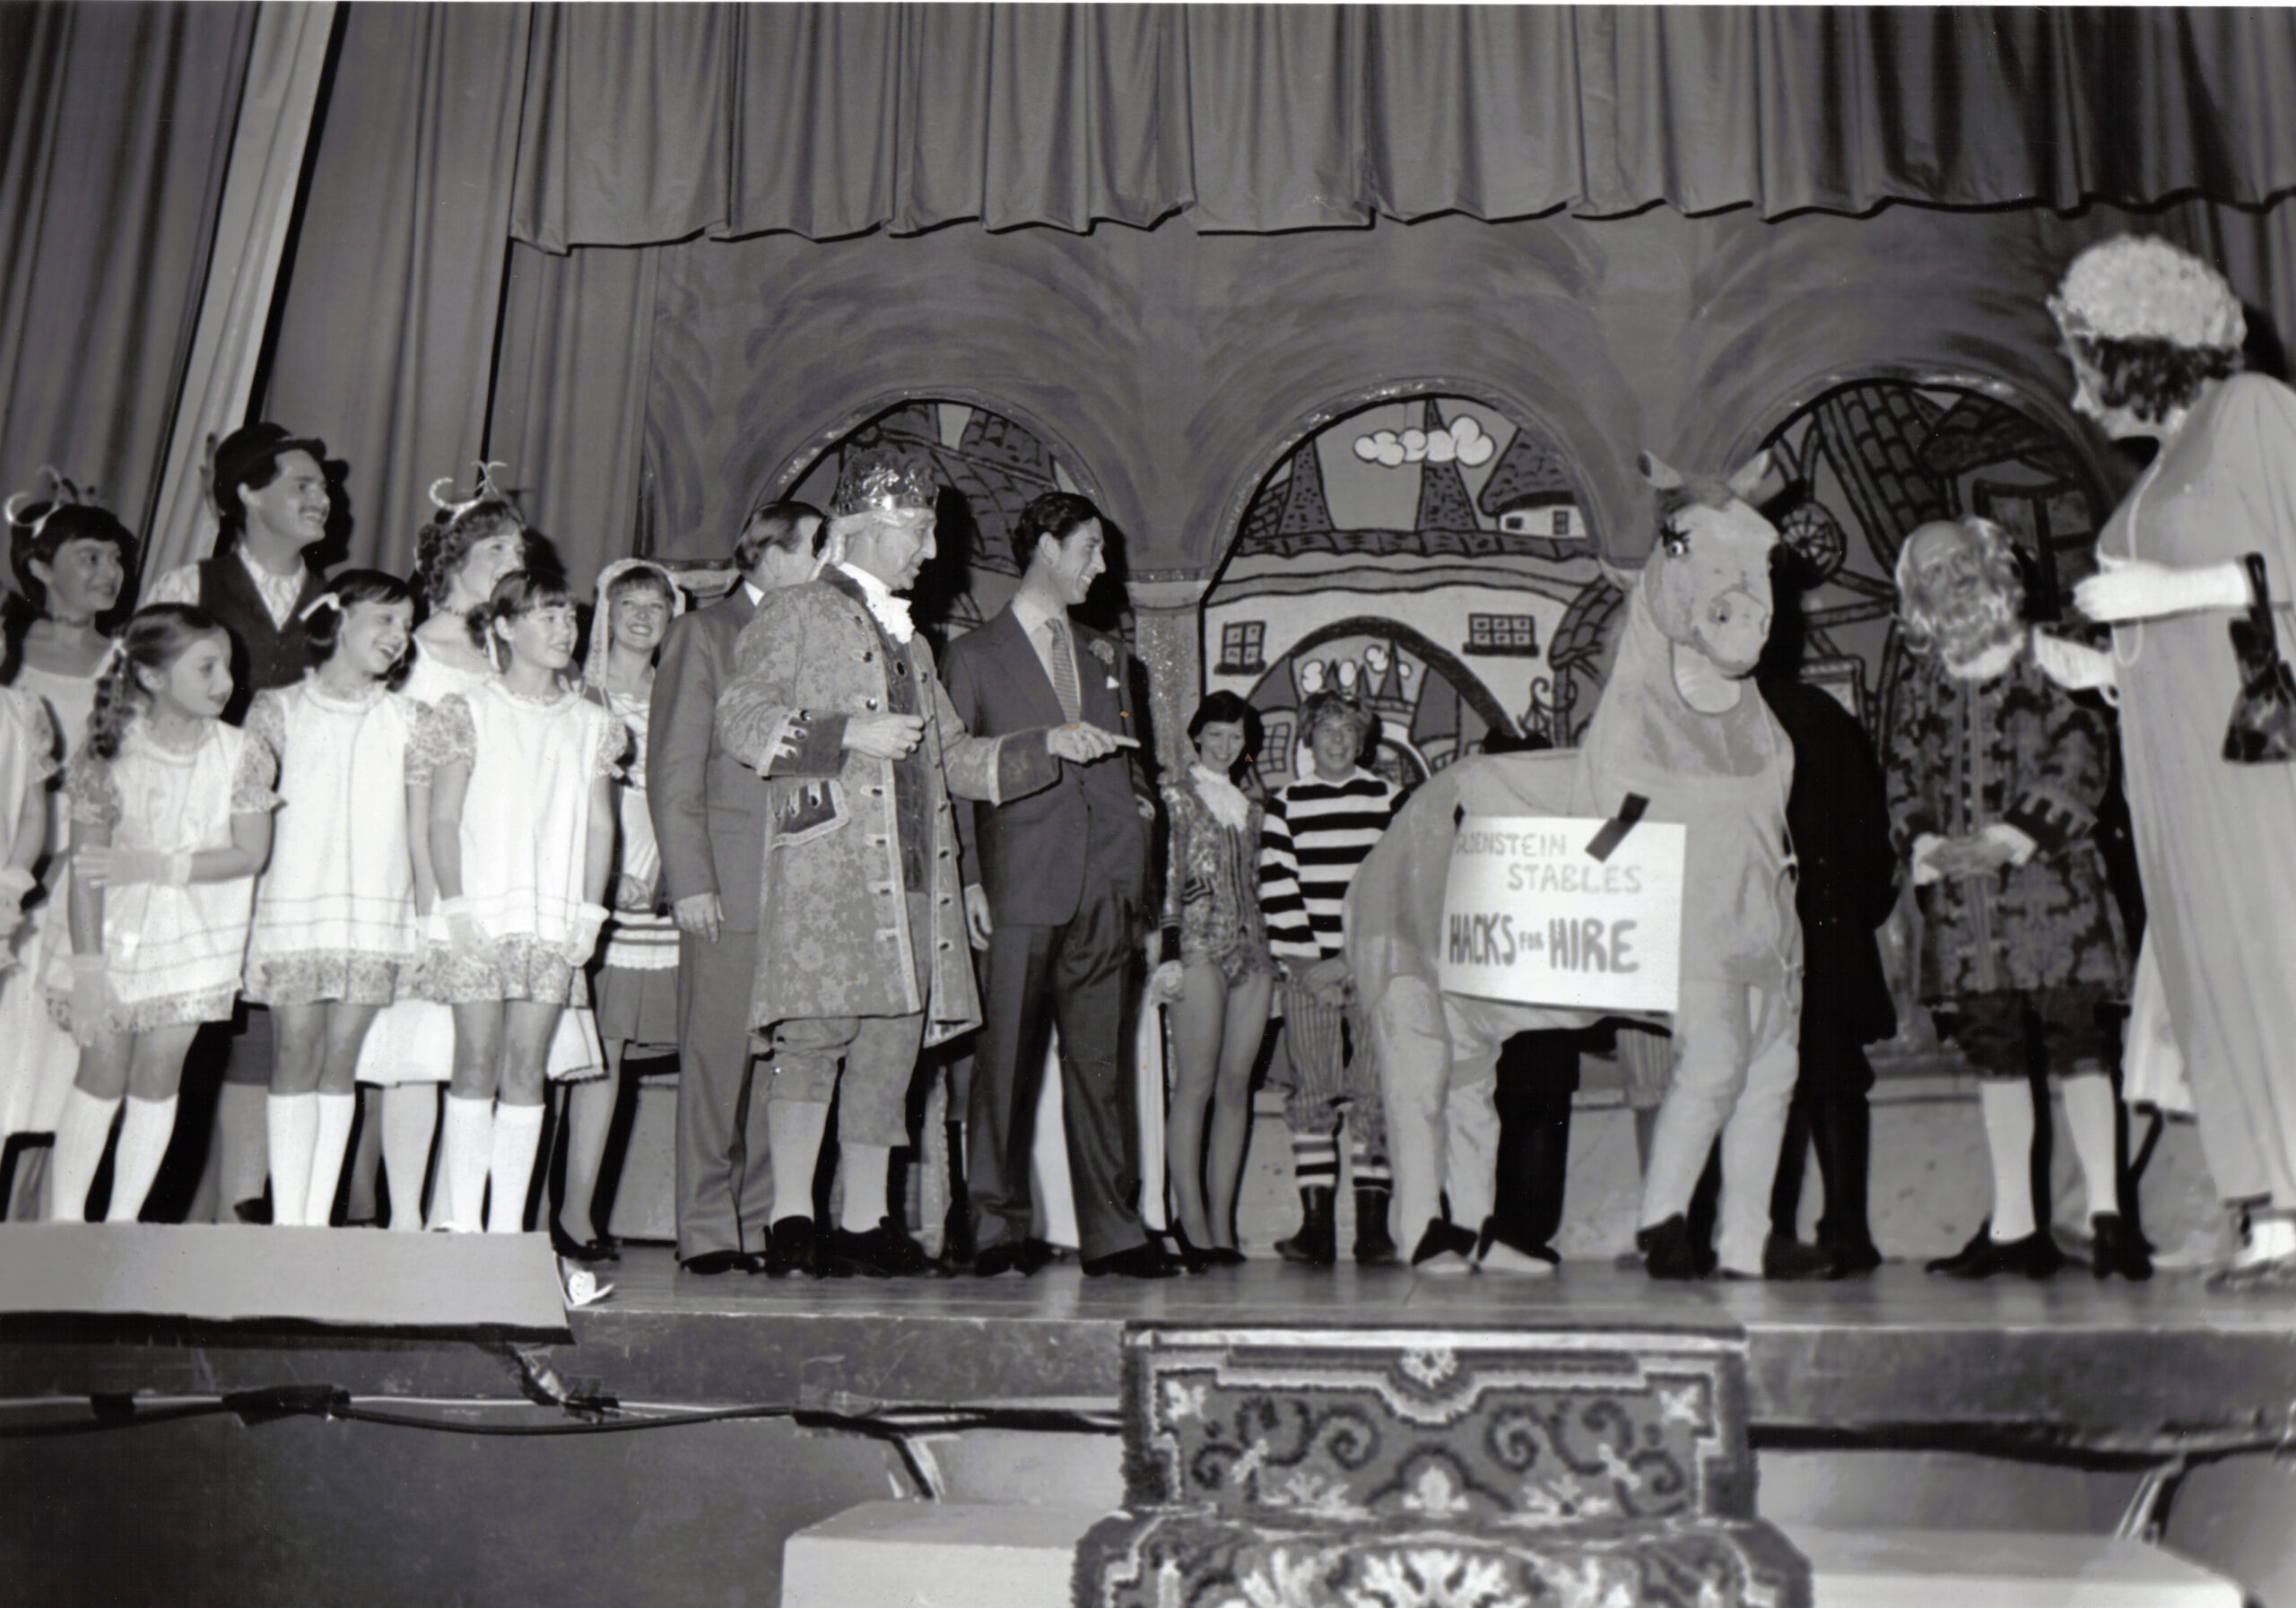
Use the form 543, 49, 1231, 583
1885, 516, 2148, 1282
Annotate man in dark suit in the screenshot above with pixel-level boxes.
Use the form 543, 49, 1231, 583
940, 492, 1170, 1278
648, 501, 826, 1275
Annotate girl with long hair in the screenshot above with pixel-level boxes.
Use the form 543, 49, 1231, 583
45, 605, 276, 1221
555, 559, 684, 1261
412, 571, 621, 1233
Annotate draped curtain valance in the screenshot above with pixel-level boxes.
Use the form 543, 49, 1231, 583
509, 4, 2296, 252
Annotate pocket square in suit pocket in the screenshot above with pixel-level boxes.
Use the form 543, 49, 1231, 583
770, 778, 848, 847
1104, 676, 1119, 691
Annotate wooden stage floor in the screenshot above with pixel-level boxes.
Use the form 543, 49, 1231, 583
5, 1246, 2292, 1458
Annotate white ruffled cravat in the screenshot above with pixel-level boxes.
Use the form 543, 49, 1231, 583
836, 561, 914, 644
1189, 763, 1253, 833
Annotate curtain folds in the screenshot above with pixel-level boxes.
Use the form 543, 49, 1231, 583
506, 4, 2296, 250
486, 242, 658, 589
263, 2, 532, 578
0, 2, 255, 549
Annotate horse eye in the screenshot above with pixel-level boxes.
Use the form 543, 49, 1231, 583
1662, 529, 1690, 557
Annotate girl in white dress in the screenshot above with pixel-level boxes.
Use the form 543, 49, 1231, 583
46, 606, 278, 1221
352, 482, 529, 1225
0, 483, 126, 1205
243, 571, 423, 1227
555, 559, 683, 1260
413, 570, 622, 1233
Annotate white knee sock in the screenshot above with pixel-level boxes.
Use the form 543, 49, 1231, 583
304, 1093, 356, 1227
380, 1084, 438, 1230
216, 1081, 269, 1214
48, 1088, 121, 1222
2058, 1071, 2122, 1220
839, 1143, 890, 1232
265, 1093, 318, 1228
105, 1095, 178, 1223
1979, 1079, 2039, 1240
770, 1100, 831, 1222
485, 1102, 544, 1234
438, 1095, 494, 1233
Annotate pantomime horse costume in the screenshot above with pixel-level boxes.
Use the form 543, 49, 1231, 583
1349, 453, 1805, 1280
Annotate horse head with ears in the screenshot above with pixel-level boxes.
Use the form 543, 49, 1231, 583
1633, 449, 1786, 682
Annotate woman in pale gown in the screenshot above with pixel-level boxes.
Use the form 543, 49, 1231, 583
0, 488, 129, 1217
2054, 236, 2296, 1285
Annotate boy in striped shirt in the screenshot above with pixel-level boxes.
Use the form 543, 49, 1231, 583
1259, 692, 1407, 1265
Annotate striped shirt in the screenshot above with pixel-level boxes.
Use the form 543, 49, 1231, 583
1258, 769, 1405, 961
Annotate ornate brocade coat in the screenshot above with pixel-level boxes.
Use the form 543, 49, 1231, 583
713, 572, 1057, 1044
1884, 646, 2129, 1003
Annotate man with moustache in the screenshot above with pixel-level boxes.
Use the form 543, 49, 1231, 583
714, 451, 1121, 1277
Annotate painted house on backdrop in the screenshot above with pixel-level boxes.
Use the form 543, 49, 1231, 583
1203, 397, 1619, 791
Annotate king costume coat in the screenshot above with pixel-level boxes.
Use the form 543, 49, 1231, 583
713, 570, 1057, 1046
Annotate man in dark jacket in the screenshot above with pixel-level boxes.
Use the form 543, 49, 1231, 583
1758, 673, 1899, 1274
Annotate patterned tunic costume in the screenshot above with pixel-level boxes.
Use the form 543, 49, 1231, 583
46, 719, 277, 1034
1161, 769, 1271, 983
1884, 644, 2129, 1076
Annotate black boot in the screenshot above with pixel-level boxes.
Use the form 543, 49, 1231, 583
1637, 1213, 1706, 1281
1813, 1085, 1883, 1275
2089, 1211, 2153, 1282
1274, 1186, 1337, 1266
1352, 1185, 1399, 1265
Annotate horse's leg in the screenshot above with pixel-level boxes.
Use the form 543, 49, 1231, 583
1716, 985, 1800, 1276
1639, 982, 1752, 1237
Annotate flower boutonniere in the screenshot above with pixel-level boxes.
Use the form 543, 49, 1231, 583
1087, 636, 1117, 669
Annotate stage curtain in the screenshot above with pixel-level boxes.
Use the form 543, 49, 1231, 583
503, 4, 2296, 248
262, 2, 531, 578
486, 242, 658, 589
143, 2, 336, 581
0, 2, 254, 554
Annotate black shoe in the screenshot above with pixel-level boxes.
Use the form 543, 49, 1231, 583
233, 1196, 273, 1226
820, 1218, 933, 1279
1161, 1225, 1214, 1275
1409, 1218, 1479, 1273
1820, 1233, 1884, 1278
2089, 1212, 2153, 1282
1925, 1221, 2066, 1281
1636, 1214, 1707, 1281
1204, 1246, 1247, 1268
1474, 1217, 1560, 1277
764, 1216, 816, 1278
1353, 1185, 1400, 1266
1082, 1243, 1179, 1279
973, 1238, 1037, 1278
941, 1200, 976, 1271
551, 1221, 618, 1264
1274, 1186, 1336, 1267
1756, 1234, 1839, 1282
682, 1248, 763, 1276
